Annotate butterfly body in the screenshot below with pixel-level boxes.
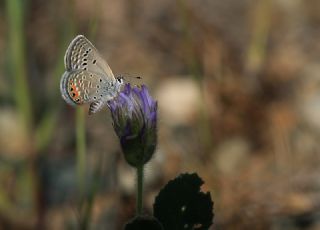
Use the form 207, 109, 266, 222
60, 35, 123, 114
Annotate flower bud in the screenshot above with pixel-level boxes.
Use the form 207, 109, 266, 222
108, 84, 157, 167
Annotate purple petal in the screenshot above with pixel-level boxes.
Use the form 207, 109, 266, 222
123, 83, 131, 95
141, 85, 153, 107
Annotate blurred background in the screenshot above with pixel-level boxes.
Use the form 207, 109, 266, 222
1, 0, 320, 229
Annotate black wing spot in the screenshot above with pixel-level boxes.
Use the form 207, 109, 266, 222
99, 79, 102, 82
93, 60, 96, 64
93, 96, 97, 100
97, 85, 100, 88
72, 93, 76, 97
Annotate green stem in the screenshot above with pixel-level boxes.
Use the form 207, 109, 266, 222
80, 155, 103, 230
76, 107, 86, 197
6, 0, 32, 132
136, 165, 144, 215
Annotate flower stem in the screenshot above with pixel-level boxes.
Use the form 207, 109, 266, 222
136, 164, 144, 215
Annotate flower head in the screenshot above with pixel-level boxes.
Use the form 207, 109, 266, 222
108, 84, 158, 167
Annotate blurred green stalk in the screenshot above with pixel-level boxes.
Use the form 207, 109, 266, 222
80, 154, 104, 230
245, 0, 271, 87
75, 0, 102, 198
6, 0, 47, 228
77, 2, 102, 228
76, 107, 86, 197
35, 32, 75, 152
35, 111, 58, 151
6, 0, 32, 131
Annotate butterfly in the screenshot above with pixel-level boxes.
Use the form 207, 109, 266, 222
60, 35, 124, 114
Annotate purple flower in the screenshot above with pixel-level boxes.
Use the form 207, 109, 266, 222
108, 84, 158, 167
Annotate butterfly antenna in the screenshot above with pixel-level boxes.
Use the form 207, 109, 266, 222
117, 73, 142, 82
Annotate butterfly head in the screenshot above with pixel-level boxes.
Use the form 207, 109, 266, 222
116, 76, 124, 85
115, 76, 124, 91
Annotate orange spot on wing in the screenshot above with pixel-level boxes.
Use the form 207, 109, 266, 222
69, 83, 82, 104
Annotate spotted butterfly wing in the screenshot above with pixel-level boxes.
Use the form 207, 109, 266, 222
60, 35, 122, 114
64, 35, 115, 80
60, 69, 115, 102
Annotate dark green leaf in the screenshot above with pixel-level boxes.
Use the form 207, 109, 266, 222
153, 173, 214, 230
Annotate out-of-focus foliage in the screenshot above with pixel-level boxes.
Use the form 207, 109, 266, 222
1, 0, 320, 229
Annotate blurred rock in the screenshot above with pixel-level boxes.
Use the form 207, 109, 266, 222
299, 64, 320, 130
118, 163, 135, 195
0, 109, 31, 160
301, 95, 320, 129
213, 137, 251, 174
155, 77, 201, 126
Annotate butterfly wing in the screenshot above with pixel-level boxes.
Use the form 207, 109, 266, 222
60, 69, 114, 107
64, 35, 115, 82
